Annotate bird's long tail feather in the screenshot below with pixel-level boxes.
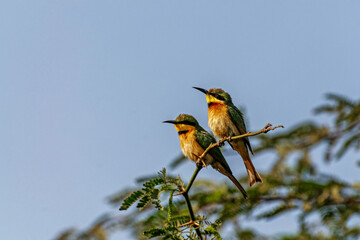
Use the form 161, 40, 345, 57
226, 174, 248, 199
233, 141, 263, 187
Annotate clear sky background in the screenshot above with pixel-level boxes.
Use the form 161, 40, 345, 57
1, 1, 360, 240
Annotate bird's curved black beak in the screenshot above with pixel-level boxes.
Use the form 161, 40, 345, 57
193, 87, 208, 95
163, 120, 178, 124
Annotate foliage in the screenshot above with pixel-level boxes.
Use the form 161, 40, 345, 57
54, 93, 360, 240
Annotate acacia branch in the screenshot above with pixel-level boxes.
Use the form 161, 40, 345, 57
177, 124, 283, 239
176, 166, 203, 240
197, 123, 284, 165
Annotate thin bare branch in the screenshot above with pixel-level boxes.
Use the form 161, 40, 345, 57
197, 123, 284, 166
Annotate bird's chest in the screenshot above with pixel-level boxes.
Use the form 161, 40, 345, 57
208, 104, 239, 138
179, 132, 209, 162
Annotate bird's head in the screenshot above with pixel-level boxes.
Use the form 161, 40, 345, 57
193, 87, 232, 106
163, 114, 199, 132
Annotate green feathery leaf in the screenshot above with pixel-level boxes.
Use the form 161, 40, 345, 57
204, 226, 222, 240
137, 195, 152, 210
119, 190, 145, 211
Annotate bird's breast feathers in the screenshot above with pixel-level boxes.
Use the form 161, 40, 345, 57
179, 130, 212, 163
208, 103, 239, 138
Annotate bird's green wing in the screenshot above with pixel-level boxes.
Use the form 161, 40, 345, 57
227, 104, 254, 154
194, 128, 232, 173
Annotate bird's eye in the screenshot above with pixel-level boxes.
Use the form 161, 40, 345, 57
215, 94, 219, 98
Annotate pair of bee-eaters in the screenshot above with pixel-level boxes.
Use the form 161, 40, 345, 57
164, 87, 262, 199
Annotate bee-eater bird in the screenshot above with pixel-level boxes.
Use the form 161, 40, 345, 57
193, 87, 263, 187
163, 114, 248, 199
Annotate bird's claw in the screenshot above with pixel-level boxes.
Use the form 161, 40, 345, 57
193, 153, 206, 168
219, 136, 231, 145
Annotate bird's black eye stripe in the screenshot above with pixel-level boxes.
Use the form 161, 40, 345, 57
178, 120, 196, 126
211, 93, 225, 101
178, 130, 189, 135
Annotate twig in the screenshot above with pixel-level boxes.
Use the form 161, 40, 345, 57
179, 166, 203, 239
197, 123, 284, 166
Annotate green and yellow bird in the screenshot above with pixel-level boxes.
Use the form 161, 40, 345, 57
193, 87, 263, 187
164, 114, 248, 199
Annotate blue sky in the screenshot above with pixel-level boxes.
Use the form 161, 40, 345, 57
1, 1, 360, 239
